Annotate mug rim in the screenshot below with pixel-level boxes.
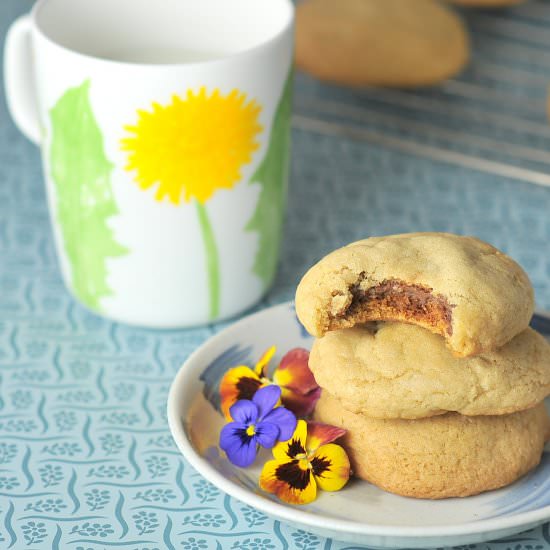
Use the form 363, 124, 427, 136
30, 0, 294, 68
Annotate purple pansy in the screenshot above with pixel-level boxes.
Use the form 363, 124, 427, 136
219, 385, 296, 467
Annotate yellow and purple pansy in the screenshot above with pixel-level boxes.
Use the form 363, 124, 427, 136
259, 420, 350, 505
219, 347, 321, 420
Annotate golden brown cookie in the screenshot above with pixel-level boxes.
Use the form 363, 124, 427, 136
449, 0, 525, 6
295, 233, 534, 357
310, 324, 550, 419
295, 0, 470, 87
314, 392, 550, 499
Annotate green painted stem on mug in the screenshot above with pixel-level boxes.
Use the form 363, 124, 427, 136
196, 201, 220, 320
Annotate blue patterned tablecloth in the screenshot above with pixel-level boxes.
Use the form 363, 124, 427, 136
3, 1, 550, 548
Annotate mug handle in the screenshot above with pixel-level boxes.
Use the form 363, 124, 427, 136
4, 15, 40, 144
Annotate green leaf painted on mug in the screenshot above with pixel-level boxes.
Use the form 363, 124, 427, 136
49, 80, 127, 311
245, 70, 293, 288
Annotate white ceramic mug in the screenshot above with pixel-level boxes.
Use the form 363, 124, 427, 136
4, 0, 294, 327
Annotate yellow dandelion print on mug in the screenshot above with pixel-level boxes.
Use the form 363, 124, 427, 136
121, 87, 262, 205
121, 87, 263, 321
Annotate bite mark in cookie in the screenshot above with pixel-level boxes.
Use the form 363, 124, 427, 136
328, 275, 455, 337
295, 233, 534, 355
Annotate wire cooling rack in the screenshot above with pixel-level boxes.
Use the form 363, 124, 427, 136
292, 1, 550, 188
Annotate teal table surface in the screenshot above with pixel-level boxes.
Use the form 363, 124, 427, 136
3, 1, 550, 548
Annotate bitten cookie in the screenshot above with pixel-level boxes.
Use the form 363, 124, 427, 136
295, 233, 534, 357
314, 392, 550, 499
310, 324, 550, 419
295, 0, 469, 87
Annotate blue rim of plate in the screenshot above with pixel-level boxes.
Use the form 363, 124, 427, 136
167, 302, 550, 539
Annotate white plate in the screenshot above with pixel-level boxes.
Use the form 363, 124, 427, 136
167, 302, 550, 548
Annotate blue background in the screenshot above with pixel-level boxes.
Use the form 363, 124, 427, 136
2, 0, 550, 548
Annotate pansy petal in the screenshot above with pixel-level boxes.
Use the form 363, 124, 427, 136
219, 425, 258, 467
255, 421, 280, 448
272, 419, 308, 462
220, 366, 262, 419
252, 385, 281, 420
220, 425, 258, 467
221, 432, 248, 458
219, 422, 247, 452
228, 399, 258, 425
260, 459, 317, 505
263, 407, 297, 441
259, 459, 283, 493
280, 386, 321, 417
306, 421, 347, 452
273, 348, 318, 393
227, 437, 258, 468
311, 444, 350, 492
254, 345, 276, 376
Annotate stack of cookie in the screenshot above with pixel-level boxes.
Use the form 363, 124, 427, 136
295, 233, 550, 499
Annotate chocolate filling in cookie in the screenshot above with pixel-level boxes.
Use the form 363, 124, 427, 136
329, 276, 454, 336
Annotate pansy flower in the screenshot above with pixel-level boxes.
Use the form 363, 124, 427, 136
220, 347, 320, 420
259, 420, 349, 504
272, 349, 321, 417
219, 385, 296, 467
